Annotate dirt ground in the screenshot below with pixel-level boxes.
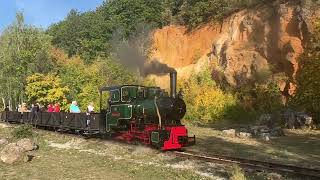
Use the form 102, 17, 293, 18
0, 122, 316, 179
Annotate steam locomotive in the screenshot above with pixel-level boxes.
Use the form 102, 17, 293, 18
0, 72, 195, 150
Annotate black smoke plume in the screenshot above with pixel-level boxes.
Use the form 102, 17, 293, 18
112, 25, 176, 77
143, 60, 176, 77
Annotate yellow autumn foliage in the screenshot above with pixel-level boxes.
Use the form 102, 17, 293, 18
25, 73, 69, 110
179, 66, 238, 124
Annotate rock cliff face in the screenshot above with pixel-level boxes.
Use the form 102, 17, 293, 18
150, 0, 320, 94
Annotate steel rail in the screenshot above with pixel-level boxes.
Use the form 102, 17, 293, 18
173, 150, 320, 179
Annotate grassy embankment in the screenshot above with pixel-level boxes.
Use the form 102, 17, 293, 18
1, 122, 318, 179
0, 123, 227, 180
187, 125, 320, 169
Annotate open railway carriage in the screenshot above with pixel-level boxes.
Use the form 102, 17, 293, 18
99, 72, 195, 150
0, 72, 195, 150
0, 111, 104, 134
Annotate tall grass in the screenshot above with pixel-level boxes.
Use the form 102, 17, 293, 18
230, 165, 246, 180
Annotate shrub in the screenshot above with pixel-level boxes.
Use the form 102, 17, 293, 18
179, 66, 245, 125
230, 165, 246, 180
12, 124, 34, 139
292, 19, 320, 121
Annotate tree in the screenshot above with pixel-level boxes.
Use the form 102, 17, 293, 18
25, 73, 69, 110
0, 13, 54, 108
49, 48, 138, 110
178, 0, 229, 28
178, 65, 239, 124
48, 10, 111, 63
47, 0, 166, 63
293, 19, 320, 118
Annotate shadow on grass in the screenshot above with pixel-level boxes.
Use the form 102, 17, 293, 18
187, 128, 320, 169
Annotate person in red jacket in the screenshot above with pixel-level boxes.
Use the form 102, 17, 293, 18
47, 104, 54, 112
54, 103, 61, 112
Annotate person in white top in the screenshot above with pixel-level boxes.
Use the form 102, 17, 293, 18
86, 102, 94, 126
87, 102, 94, 113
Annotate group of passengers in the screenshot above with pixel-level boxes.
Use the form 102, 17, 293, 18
14, 103, 60, 113
4, 101, 95, 114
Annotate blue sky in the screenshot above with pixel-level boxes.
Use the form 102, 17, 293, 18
0, 0, 105, 32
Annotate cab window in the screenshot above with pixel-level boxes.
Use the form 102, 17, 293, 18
122, 88, 129, 102
147, 88, 161, 98
137, 87, 145, 99
110, 90, 120, 102
121, 86, 138, 102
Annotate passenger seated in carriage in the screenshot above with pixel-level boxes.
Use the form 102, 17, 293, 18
4, 105, 9, 111
21, 103, 28, 113
31, 103, 40, 113
86, 102, 94, 114
86, 102, 94, 126
70, 101, 80, 113
47, 104, 54, 112
54, 103, 60, 112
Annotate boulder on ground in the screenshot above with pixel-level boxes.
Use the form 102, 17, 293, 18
222, 126, 284, 140
0, 143, 25, 164
260, 133, 270, 141
295, 113, 313, 129
237, 132, 252, 139
270, 127, 284, 136
0, 138, 38, 164
250, 126, 270, 135
282, 110, 314, 129
222, 129, 236, 137
17, 138, 37, 151
258, 114, 271, 125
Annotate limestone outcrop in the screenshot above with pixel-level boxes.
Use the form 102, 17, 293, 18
150, 0, 320, 94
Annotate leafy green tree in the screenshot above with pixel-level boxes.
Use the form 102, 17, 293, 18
101, 0, 165, 38
25, 73, 69, 109
48, 10, 111, 63
48, 0, 166, 63
254, 83, 282, 113
0, 13, 53, 108
178, 0, 229, 28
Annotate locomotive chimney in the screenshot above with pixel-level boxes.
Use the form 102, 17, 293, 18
170, 71, 177, 98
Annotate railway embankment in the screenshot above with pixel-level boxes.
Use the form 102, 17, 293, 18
1, 122, 318, 179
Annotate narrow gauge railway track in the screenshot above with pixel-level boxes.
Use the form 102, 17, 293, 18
3, 121, 320, 178
173, 151, 320, 179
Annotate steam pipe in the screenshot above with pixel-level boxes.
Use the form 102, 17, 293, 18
170, 71, 177, 98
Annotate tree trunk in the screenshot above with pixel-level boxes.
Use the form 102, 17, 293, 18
2, 97, 5, 109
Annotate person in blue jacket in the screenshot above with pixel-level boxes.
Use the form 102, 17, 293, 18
70, 101, 81, 113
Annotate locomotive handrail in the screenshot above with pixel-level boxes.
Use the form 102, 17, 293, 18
154, 96, 162, 128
